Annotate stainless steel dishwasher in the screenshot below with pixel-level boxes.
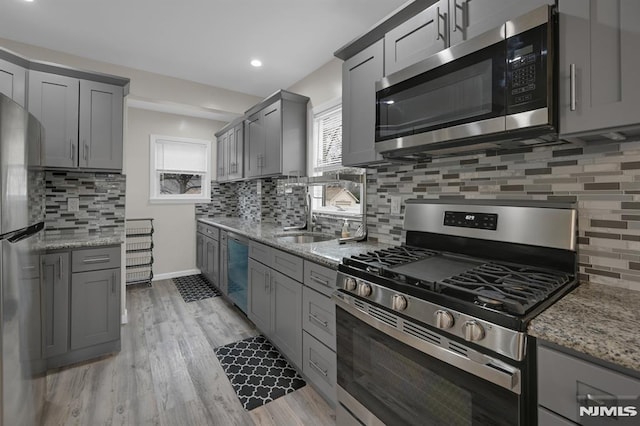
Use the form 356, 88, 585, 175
226, 232, 248, 314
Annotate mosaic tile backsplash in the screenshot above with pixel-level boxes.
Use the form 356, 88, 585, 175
198, 140, 640, 291
44, 171, 126, 237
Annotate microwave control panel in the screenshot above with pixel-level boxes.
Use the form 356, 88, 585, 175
506, 24, 549, 114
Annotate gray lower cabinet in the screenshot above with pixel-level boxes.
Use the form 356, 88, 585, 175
28, 70, 124, 170
196, 233, 205, 273
302, 331, 337, 406
248, 242, 303, 370
205, 237, 219, 286
219, 230, 228, 295
538, 342, 640, 425
70, 268, 120, 350
341, 39, 384, 167
41, 252, 70, 358
244, 90, 308, 178
196, 222, 220, 287
0, 57, 27, 107
559, 0, 640, 138
41, 245, 121, 368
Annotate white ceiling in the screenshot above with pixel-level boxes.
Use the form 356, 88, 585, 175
0, 0, 408, 97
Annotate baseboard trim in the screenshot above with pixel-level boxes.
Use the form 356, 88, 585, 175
153, 269, 201, 281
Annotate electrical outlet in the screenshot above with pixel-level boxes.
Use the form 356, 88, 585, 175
256, 180, 262, 195
286, 198, 292, 209
390, 196, 401, 215
67, 197, 80, 212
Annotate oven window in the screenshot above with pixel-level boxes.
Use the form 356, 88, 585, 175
337, 307, 519, 425
376, 41, 506, 142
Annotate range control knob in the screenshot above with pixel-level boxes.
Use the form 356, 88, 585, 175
344, 277, 357, 292
434, 310, 454, 329
462, 320, 485, 342
391, 294, 408, 311
357, 282, 372, 297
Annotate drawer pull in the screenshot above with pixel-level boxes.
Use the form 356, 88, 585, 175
58, 256, 63, 279
309, 313, 329, 328
83, 256, 110, 264
309, 274, 330, 288
586, 393, 607, 406
309, 359, 328, 377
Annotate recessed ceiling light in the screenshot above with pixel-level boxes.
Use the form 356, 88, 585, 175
250, 59, 262, 68
24, 0, 35, 2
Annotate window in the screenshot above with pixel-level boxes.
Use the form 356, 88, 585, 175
310, 99, 363, 216
149, 135, 211, 203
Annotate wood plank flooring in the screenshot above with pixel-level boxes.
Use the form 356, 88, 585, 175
41, 279, 336, 426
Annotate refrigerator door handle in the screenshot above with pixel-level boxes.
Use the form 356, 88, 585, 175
0, 221, 44, 243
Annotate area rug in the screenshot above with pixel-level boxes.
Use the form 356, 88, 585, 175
172, 274, 221, 303
214, 335, 306, 410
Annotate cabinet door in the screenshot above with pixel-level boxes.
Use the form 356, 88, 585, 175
205, 237, 219, 286
262, 101, 282, 176
0, 58, 26, 107
219, 232, 228, 295
70, 268, 120, 350
448, 0, 552, 47
342, 39, 384, 167
385, 1, 448, 75
245, 112, 263, 178
28, 71, 79, 168
247, 259, 271, 332
559, 0, 640, 136
196, 233, 204, 272
79, 80, 123, 170
270, 270, 302, 369
41, 253, 69, 358
217, 132, 229, 182
228, 124, 243, 180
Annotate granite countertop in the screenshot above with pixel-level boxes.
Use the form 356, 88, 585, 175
198, 217, 393, 268
34, 232, 125, 251
528, 282, 640, 373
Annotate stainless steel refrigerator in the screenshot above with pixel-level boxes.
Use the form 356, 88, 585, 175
0, 93, 45, 425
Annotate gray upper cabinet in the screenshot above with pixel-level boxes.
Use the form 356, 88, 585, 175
244, 90, 308, 178
41, 252, 70, 358
342, 39, 384, 167
216, 119, 244, 182
70, 268, 120, 350
270, 270, 303, 369
28, 71, 79, 169
559, 0, 640, 138
385, 1, 448, 76
28, 70, 124, 170
79, 80, 123, 170
0, 57, 26, 107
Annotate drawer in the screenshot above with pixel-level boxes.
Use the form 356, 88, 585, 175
538, 407, 577, 426
304, 261, 337, 297
201, 223, 219, 240
72, 246, 121, 272
271, 248, 303, 282
303, 286, 336, 351
303, 331, 336, 406
538, 344, 640, 424
196, 222, 207, 234
249, 241, 271, 266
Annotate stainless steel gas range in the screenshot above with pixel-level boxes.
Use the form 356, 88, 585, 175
333, 199, 578, 426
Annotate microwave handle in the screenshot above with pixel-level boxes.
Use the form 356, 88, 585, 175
569, 64, 577, 111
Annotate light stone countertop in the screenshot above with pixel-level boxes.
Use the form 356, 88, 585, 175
198, 217, 393, 269
34, 232, 124, 251
528, 282, 640, 374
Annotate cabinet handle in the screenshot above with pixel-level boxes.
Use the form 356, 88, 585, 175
69, 139, 74, 160
436, 7, 447, 42
58, 256, 63, 279
82, 256, 111, 264
453, 0, 466, 33
112, 271, 117, 294
436, 6, 441, 40
309, 313, 329, 328
569, 64, 576, 111
309, 359, 328, 377
265, 270, 269, 292
309, 274, 330, 288
84, 141, 89, 162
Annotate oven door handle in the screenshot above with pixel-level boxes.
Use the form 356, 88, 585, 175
333, 293, 521, 394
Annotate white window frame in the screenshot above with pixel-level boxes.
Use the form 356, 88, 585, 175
149, 134, 211, 204
308, 98, 363, 218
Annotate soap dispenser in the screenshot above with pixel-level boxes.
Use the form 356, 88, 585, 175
341, 219, 350, 238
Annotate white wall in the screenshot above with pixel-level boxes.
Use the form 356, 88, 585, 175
126, 108, 224, 277
287, 58, 342, 108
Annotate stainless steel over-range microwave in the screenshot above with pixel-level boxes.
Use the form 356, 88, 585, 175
375, 5, 557, 159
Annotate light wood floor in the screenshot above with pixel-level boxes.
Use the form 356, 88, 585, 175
41, 280, 337, 426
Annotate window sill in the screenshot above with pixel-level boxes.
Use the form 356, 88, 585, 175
313, 210, 363, 221
149, 197, 211, 205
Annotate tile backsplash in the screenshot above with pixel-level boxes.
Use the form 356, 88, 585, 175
44, 171, 126, 236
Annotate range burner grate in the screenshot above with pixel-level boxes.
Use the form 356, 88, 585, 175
438, 263, 572, 315
347, 246, 437, 274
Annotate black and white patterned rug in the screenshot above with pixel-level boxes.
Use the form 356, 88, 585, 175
214, 335, 306, 410
172, 274, 221, 303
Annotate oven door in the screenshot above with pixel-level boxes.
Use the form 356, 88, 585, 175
375, 24, 507, 155
335, 294, 527, 426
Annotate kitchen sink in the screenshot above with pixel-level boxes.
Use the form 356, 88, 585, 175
273, 232, 336, 244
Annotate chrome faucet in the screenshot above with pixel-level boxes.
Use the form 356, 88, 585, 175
283, 190, 313, 231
